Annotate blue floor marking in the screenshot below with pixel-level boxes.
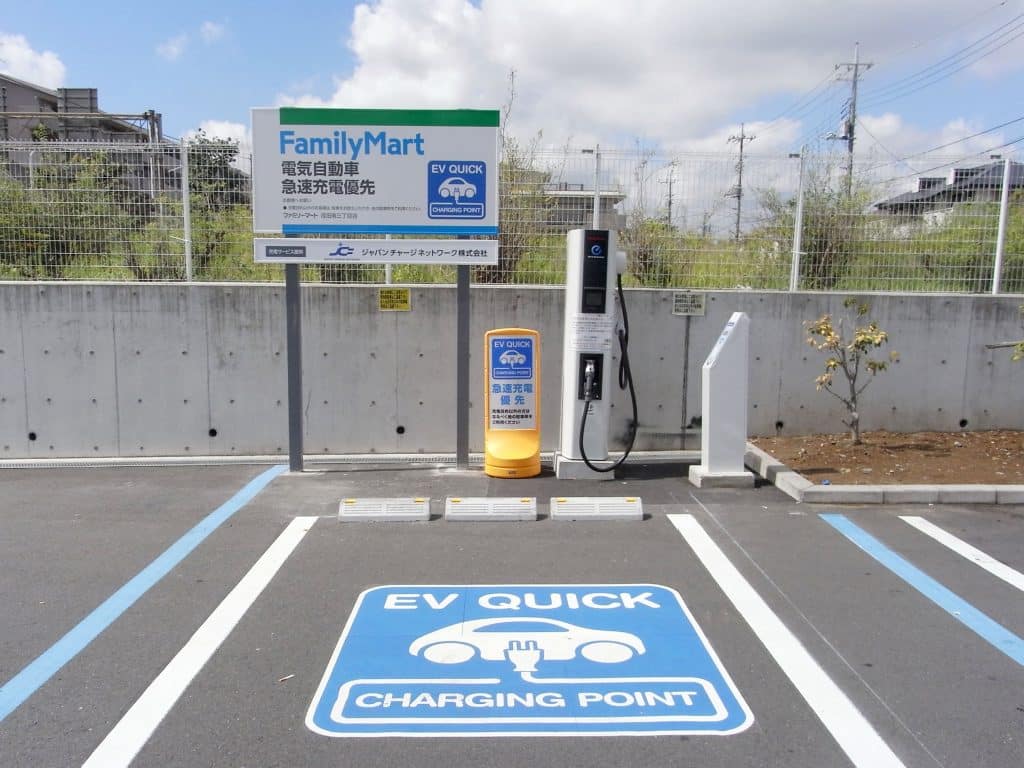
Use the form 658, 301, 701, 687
821, 513, 1024, 667
0, 464, 287, 722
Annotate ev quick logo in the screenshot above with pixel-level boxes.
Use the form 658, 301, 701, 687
428, 160, 486, 219
490, 336, 533, 380
306, 584, 752, 736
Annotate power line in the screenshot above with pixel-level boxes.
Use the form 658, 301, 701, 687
870, 0, 1015, 69
855, 117, 907, 167
865, 12, 1023, 97
791, 89, 850, 149
757, 71, 839, 140
862, 15, 1024, 108
857, 113, 1024, 177
881, 134, 1024, 185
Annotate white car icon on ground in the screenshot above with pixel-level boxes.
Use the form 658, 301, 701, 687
438, 177, 477, 200
408, 617, 645, 665
499, 350, 527, 366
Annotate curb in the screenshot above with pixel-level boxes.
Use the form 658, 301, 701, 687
744, 443, 1024, 505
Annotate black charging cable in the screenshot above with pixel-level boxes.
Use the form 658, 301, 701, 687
579, 274, 638, 473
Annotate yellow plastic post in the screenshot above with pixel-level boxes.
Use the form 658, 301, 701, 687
484, 328, 541, 478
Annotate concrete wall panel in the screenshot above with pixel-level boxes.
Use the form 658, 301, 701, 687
206, 285, 288, 455
2, 282, 1022, 459
0, 286, 28, 457
303, 285, 398, 454
113, 285, 211, 456
19, 285, 118, 457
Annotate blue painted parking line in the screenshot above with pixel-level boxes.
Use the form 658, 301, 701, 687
821, 514, 1024, 667
0, 464, 287, 723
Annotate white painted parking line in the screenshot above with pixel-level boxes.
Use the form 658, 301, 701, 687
667, 514, 906, 768
900, 516, 1024, 593
83, 516, 318, 768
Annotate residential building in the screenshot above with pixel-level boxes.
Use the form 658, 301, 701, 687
876, 160, 1024, 217
0, 73, 160, 142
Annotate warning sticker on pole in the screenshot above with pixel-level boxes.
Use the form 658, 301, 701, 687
566, 315, 616, 352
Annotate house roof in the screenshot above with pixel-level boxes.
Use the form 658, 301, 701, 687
0, 72, 58, 97
877, 160, 1024, 211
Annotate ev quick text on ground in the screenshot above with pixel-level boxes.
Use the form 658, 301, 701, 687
251, 107, 499, 235
306, 584, 752, 737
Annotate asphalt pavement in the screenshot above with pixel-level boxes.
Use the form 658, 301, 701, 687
1, 461, 1021, 767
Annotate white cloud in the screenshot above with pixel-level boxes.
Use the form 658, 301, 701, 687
200, 21, 225, 44
157, 33, 188, 61
277, 0, 1003, 146
0, 33, 65, 89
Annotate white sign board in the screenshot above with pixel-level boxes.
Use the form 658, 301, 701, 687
488, 334, 537, 430
251, 107, 499, 236
254, 238, 497, 265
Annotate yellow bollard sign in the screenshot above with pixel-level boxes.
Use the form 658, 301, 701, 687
484, 329, 541, 478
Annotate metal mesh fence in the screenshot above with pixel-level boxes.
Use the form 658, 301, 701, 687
1, 138, 1021, 292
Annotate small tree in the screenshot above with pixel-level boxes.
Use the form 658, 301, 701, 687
806, 298, 898, 444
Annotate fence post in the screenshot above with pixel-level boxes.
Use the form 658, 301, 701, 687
992, 156, 1013, 295
180, 142, 193, 282
789, 147, 806, 292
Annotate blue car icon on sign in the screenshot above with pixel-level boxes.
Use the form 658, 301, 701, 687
438, 177, 477, 201
408, 617, 645, 665
498, 350, 527, 367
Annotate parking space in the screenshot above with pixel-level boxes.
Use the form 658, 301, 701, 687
1, 464, 1022, 767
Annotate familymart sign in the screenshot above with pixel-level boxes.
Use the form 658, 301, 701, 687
251, 107, 499, 235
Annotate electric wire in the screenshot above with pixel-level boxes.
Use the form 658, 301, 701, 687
757, 71, 840, 141
861, 15, 1024, 108
864, 12, 1024, 98
880, 133, 1024, 185
857, 114, 1024, 177
870, 0, 1014, 69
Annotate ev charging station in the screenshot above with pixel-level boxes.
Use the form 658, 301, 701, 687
554, 229, 637, 480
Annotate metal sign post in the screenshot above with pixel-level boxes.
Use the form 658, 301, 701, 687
285, 263, 303, 472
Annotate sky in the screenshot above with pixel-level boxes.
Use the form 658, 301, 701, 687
2, 0, 1023, 178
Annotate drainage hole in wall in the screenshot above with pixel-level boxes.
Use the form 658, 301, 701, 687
209, 428, 218, 438
396, 425, 406, 435
959, 419, 968, 428
775, 420, 785, 431
28, 432, 37, 441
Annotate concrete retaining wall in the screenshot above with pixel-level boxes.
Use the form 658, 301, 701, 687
1, 282, 1021, 458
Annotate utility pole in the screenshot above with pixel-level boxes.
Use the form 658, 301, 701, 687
832, 42, 872, 196
727, 123, 755, 240
661, 162, 676, 227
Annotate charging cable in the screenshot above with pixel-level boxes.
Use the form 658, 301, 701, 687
579, 274, 638, 473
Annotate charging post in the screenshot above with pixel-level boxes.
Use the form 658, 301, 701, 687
688, 312, 755, 487
554, 229, 635, 480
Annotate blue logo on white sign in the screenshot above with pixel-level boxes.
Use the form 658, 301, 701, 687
490, 337, 533, 380
306, 584, 752, 736
428, 160, 486, 219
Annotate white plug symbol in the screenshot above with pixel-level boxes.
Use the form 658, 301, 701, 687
505, 640, 542, 673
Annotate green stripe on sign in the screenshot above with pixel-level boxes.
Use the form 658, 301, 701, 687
279, 108, 499, 127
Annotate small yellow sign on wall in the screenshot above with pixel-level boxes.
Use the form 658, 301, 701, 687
378, 288, 411, 311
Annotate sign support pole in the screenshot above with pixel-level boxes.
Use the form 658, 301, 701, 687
456, 264, 470, 469
285, 263, 304, 472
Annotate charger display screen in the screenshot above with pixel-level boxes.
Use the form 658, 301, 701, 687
583, 289, 605, 311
